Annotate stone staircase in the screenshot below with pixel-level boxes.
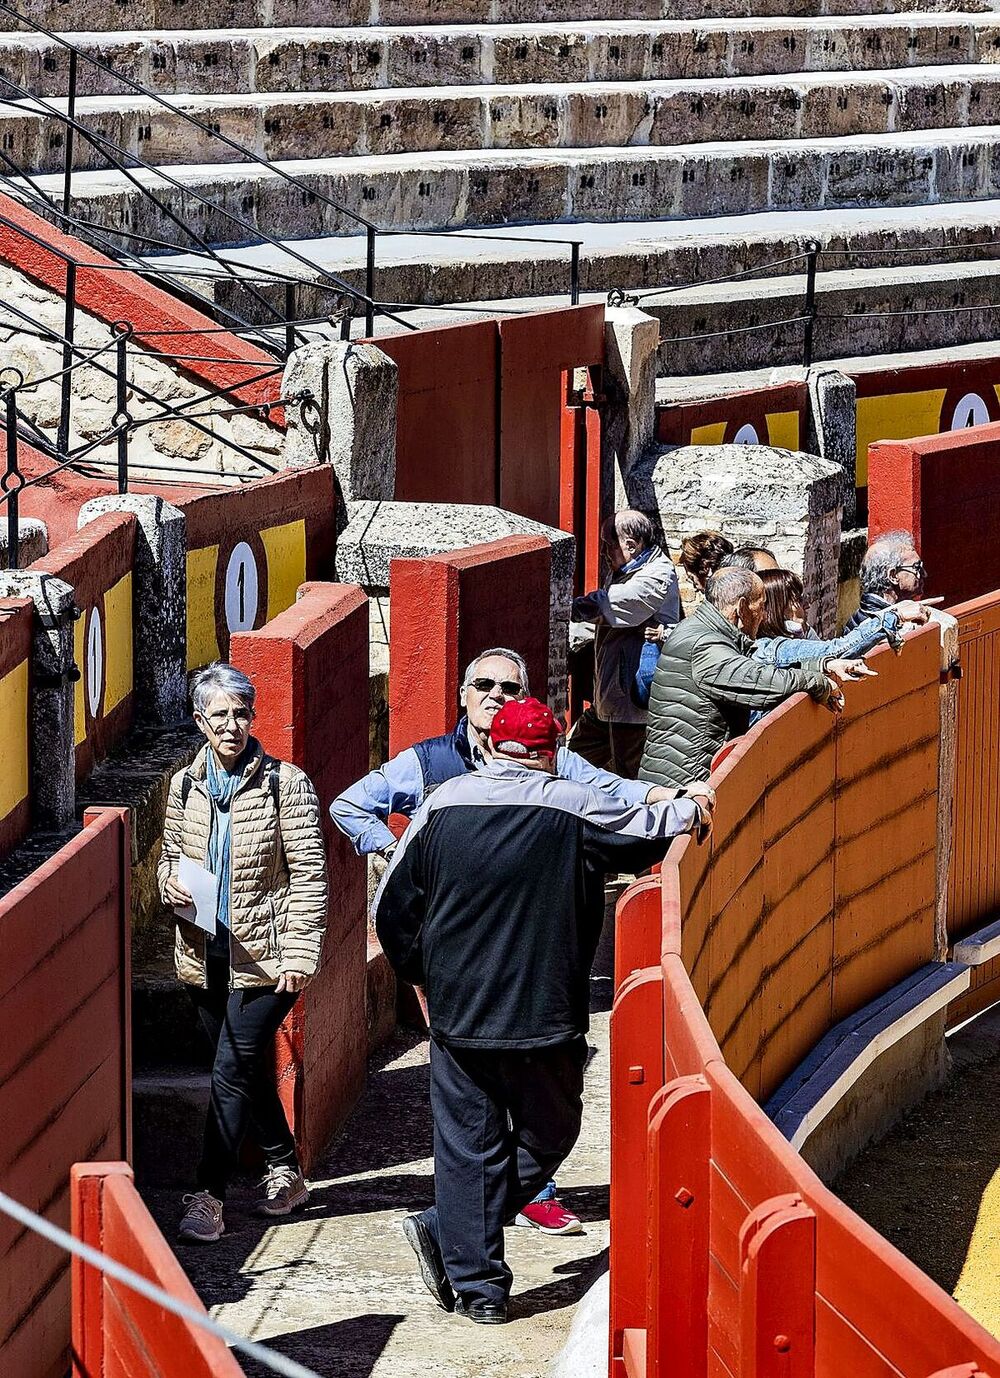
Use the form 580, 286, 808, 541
2, 0, 1000, 377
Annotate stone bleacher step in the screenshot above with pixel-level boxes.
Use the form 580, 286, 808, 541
15, 65, 1000, 173
7, 14, 1000, 97
2, 0, 995, 36
26, 124, 1000, 247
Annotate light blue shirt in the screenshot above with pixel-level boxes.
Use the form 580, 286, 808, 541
331, 739, 653, 856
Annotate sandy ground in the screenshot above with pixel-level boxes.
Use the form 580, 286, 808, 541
834, 1005, 1000, 1339
148, 893, 618, 1378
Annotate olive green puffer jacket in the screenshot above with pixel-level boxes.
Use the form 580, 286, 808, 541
158, 741, 328, 989
638, 602, 832, 789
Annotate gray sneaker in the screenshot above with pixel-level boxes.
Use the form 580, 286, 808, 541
254, 1165, 309, 1217
178, 1191, 224, 1243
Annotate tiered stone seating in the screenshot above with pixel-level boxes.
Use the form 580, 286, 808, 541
3, 0, 1000, 372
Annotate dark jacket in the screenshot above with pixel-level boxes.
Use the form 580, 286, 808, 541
639, 602, 832, 788
843, 591, 892, 633
373, 760, 699, 1049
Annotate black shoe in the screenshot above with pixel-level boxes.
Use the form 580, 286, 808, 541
454, 1297, 508, 1325
402, 1214, 455, 1313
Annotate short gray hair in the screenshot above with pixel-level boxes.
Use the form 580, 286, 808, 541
719, 550, 757, 572
706, 567, 761, 610
612, 509, 655, 550
461, 647, 529, 693
191, 662, 256, 716
861, 530, 916, 597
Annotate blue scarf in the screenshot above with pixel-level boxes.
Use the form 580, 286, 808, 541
204, 747, 247, 936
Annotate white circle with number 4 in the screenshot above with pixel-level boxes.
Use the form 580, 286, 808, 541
224, 542, 259, 633
950, 392, 990, 431
86, 605, 103, 719
733, 423, 760, 445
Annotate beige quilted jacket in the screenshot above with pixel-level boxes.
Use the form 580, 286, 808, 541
158, 741, 329, 989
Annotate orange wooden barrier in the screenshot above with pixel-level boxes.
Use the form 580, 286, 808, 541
610, 624, 1000, 1378
71, 1162, 243, 1378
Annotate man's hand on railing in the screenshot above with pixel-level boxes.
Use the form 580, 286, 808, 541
687, 787, 716, 844
895, 596, 944, 625
826, 657, 878, 686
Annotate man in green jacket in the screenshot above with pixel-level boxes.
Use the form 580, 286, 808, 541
640, 567, 861, 789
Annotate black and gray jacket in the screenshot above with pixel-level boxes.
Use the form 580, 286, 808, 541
373, 759, 699, 1050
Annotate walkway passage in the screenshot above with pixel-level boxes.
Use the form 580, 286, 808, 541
149, 891, 619, 1378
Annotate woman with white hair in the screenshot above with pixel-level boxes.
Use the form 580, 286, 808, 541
159, 661, 328, 1243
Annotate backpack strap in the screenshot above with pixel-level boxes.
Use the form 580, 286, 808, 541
180, 771, 193, 809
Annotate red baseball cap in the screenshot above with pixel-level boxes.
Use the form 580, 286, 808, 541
490, 697, 559, 759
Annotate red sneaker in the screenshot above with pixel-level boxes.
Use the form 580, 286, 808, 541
514, 1199, 583, 1235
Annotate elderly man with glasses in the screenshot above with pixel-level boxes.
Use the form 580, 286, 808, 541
330, 644, 694, 1237
844, 530, 939, 632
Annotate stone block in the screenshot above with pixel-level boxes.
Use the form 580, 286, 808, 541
79, 495, 186, 726
366, 93, 484, 156
626, 443, 844, 634
386, 30, 482, 88
843, 22, 911, 70
675, 149, 770, 217
0, 518, 47, 568
803, 25, 853, 73
282, 341, 397, 513
807, 366, 857, 528
767, 146, 825, 210
488, 91, 565, 150
799, 78, 895, 139
254, 35, 383, 94
566, 89, 651, 148
0, 571, 76, 828
602, 307, 660, 494
891, 76, 966, 134
940, 141, 990, 201
268, 98, 366, 161
921, 19, 976, 65
171, 35, 251, 95
973, 24, 1000, 66
964, 75, 1000, 129
593, 31, 652, 83
729, 25, 806, 77
463, 157, 568, 228
658, 26, 729, 79
335, 500, 575, 713
492, 31, 591, 84
824, 143, 932, 209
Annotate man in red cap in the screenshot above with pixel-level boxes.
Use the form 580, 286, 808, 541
374, 698, 713, 1325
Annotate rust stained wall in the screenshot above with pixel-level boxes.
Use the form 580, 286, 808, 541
387, 535, 551, 757
0, 809, 130, 1378
231, 582, 369, 1172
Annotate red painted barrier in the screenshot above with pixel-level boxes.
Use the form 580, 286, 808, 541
231, 581, 369, 1171
71, 1161, 242, 1378
377, 306, 605, 538
0, 807, 130, 1378
31, 512, 137, 783
0, 598, 32, 859
656, 379, 808, 453
0, 193, 281, 410
178, 465, 337, 671
868, 422, 1000, 609
387, 534, 551, 756
609, 628, 1000, 1378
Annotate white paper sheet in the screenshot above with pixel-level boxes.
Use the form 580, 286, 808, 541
176, 853, 218, 936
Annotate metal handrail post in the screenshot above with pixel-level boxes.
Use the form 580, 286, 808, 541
803, 242, 819, 369
57, 260, 76, 456
114, 326, 130, 494
61, 48, 77, 216
570, 242, 581, 306
365, 226, 376, 337
284, 281, 296, 359
4, 387, 20, 569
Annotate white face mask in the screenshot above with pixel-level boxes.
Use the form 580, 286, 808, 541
784, 619, 804, 635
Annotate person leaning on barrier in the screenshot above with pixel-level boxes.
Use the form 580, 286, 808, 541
568, 510, 681, 779
376, 697, 714, 1326
638, 568, 869, 789
329, 644, 691, 1237
159, 662, 328, 1244
844, 529, 941, 632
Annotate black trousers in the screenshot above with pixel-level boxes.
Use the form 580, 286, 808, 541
566, 705, 646, 779
421, 1036, 587, 1307
190, 954, 300, 1200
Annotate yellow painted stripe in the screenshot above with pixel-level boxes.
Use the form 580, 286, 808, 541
187, 544, 220, 671
0, 658, 28, 821
690, 421, 727, 446
74, 613, 86, 745
103, 572, 133, 713
953, 1164, 1000, 1339
261, 519, 307, 622
766, 410, 800, 451
855, 389, 946, 487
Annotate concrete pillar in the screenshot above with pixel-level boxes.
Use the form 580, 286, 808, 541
280, 340, 398, 520
0, 571, 76, 828
79, 495, 186, 726
807, 366, 857, 528
602, 307, 660, 510
336, 499, 574, 716
627, 442, 844, 636
0, 518, 47, 568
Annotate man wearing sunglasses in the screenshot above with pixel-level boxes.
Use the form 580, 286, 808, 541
844, 530, 940, 633
330, 644, 698, 1238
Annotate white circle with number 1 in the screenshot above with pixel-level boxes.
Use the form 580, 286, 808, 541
224, 542, 259, 633
86, 605, 103, 718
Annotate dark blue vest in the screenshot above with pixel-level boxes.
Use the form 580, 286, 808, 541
412, 715, 476, 793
